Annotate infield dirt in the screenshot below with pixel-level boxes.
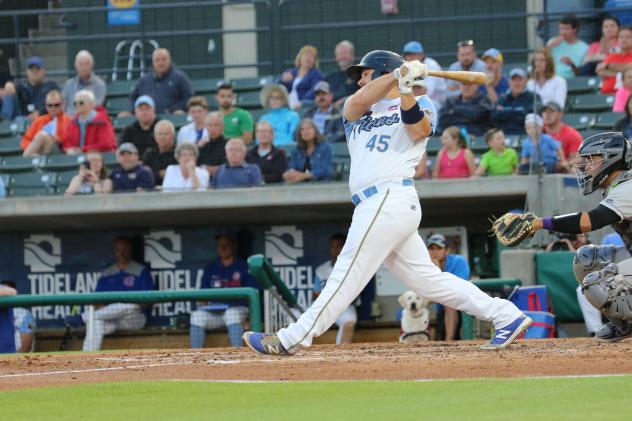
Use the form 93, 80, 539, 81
1, 338, 631, 390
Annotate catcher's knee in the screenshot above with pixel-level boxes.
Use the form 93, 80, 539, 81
582, 263, 632, 321
573, 244, 617, 283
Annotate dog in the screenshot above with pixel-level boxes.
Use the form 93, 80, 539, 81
398, 290, 430, 343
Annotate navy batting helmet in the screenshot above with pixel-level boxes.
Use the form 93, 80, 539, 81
345, 50, 405, 83
576, 132, 632, 195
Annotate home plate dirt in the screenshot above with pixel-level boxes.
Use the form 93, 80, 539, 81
2, 338, 632, 390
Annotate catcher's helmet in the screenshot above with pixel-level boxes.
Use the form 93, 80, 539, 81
345, 50, 405, 83
576, 131, 632, 195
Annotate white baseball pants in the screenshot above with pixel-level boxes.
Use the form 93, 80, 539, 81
277, 185, 523, 352
82, 303, 146, 351
190, 306, 249, 329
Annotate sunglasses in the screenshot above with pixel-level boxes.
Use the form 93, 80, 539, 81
457, 39, 475, 48
46, 103, 62, 108
73, 101, 85, 106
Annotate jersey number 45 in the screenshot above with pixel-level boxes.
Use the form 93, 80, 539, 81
366, 134, 390, 152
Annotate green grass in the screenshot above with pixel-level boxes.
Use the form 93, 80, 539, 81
2, 376, 631, 420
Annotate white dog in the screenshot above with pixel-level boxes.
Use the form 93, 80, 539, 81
398, 290, 430, 343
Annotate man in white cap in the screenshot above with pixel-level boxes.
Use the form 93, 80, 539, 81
403, 41, 446, 106
520, 113, 567, 174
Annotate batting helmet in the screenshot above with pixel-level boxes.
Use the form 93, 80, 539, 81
576, 132, 632, 195
345, 50, 405, 83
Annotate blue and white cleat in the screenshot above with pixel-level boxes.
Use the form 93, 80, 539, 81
480, 315, 532, 350
243, 332, 291, 356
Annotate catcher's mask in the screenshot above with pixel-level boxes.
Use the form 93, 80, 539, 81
345, 50, 405, 83
575, 132, 632, 195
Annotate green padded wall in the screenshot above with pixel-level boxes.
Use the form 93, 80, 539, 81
535, 252, 583, 323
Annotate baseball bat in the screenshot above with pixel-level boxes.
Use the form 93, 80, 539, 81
427, 70, 487, 85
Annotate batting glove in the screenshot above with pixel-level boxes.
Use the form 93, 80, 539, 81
393, 61, 428, 95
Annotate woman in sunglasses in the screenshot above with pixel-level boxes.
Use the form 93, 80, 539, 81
21, 89, 71, 156
61, 89, 116, 154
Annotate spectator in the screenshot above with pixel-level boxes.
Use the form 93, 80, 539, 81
519, 113, 567, 174
64, 236, 154, 351
246, 121, 288, 184
65, 151, 113, 195
542, 101, 583, 164
177, 96, 208, 145
127, 48, 193, 115
22, 90, 71, 156
480, 48, 509, 103
141, 120, 178, 184
62, 90, 116, 154
490, 68, 541, 135
432, 126, 476, 179
215, 83, 253, 145
527, 48, 568, 107
325, 40, 359, 103
546, 233, 589, 252
189, 233, 259, 348
301, 81, 345, 143
614, 94, 632, 138
602, 232, 625, 247
314, 233, 356, 345
120, 95, 160, 157
546, 14, 589, 79
597, 25, 632, 94
284, 118, 333, 183
1, 281, 35, 353
582, 16, 620, 76
1, 56, 58, 122
162, 143, 209, 192
198, 111, 227, 178
614, 67, 632, 111
110, 143, 155, 192
439, 82, 492, 136
62, 50, 106, 115
427, 234, 471, 341
213, 138, 263, 189
446, 40, 486, 98
0, 282, 16, 354
474, 128, 519, 176
279, 45, 324, 110
259, 84, 300, 145
402, 40, 447, 107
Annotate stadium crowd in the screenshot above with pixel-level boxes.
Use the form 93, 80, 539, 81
1, 12, 630, 198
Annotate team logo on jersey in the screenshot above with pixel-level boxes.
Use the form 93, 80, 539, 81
123, 275, 135, 288
388, 105, 399, 111
265, 225, 304, 265
352, 111, 400, 136
144, 230, 182, 269
24, 234, 62, 273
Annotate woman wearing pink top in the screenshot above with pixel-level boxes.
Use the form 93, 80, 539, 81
432, 126, 476, 179
613, 67, 632, 112
583, 16, 620, 76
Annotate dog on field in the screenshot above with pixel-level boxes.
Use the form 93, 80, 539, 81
398, 291, 430, 343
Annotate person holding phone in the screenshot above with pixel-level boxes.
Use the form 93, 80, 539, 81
64, 151, 112, 195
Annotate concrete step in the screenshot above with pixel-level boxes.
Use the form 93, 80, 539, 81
38, 14, 60, 31
28, 28, 66, 39
19, 43, 67, 61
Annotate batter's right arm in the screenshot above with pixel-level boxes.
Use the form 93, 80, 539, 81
343, 74, 398, 121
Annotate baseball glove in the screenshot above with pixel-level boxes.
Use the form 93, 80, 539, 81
491, 212, 537, 247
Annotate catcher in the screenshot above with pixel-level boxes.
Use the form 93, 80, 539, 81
493, 132, 632, 342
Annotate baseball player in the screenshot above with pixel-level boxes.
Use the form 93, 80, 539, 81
493, 132, 632, 342
243, 50, 531, 355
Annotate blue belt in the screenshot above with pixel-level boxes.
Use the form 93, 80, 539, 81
351, 179, 414, 205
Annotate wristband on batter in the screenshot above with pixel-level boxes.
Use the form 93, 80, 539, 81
400, 102, 425, 125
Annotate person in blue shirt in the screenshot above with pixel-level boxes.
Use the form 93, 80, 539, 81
479, 48, 509, 103
283, 118, 333, 183
0, 283, 17, 354
213, 138, 263, 188
259, 84, 300, 145
111, 142, 156, 192
1, 280, 35, 353
64, 236, 154, 351
427, 234, 471, 341
519, 113, 568, 174
189, 233, 259, 348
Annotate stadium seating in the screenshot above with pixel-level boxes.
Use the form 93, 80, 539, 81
593, 112, 624, 130
56, 169, 78, 192
231, 75, 275, 92
102, 152, 118, 168
106, 97, 131, 115
250, 108, 266, 123
470, 137, 489, 154
0, 120, 14, 137
425, 136, 442, 155
237, 92, 262, 109
113, 115, 136, 132
330, 142, 349, 158
578, 129, 601, 140
106, 80, 135, 98
562, 113, 595, 131
44, 154, 86, 171
0, 136, 23, 156
1, 155, 46, 173
504, 134, 523, 148
570, 93, 615, 113
159, 114, 190, 129
203, 95, 219, 109
191, 78, 224, 95
9, 171, 57, 196
566, 76, 600, 95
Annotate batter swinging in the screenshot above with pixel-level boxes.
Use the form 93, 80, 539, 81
243, 50, 531, 355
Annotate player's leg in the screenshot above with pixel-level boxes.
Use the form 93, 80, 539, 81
221, 306, 249, 347
334, 306, 357, 345
115, 308, 147, 331
189, 310, 223, 348
575, 285, 605, 336
382, 232, 528, 348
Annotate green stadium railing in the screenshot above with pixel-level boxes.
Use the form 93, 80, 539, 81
460, 278, 522, 340
248, 254, 300, 309
0, 288, 262, 333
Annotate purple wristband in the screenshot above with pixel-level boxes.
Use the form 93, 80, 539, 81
542, 217, 554, 231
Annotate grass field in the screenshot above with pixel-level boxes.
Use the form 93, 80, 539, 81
2, 376, 631, 420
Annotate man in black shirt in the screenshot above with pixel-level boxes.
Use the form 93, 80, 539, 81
119, 95, 160, 157
246, 121, 287, 184
141, 120, 178, 184
198, 111, 227, 177
325, 40, 359, 104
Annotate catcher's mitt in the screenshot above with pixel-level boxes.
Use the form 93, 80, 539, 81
492, 212, 537, 247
